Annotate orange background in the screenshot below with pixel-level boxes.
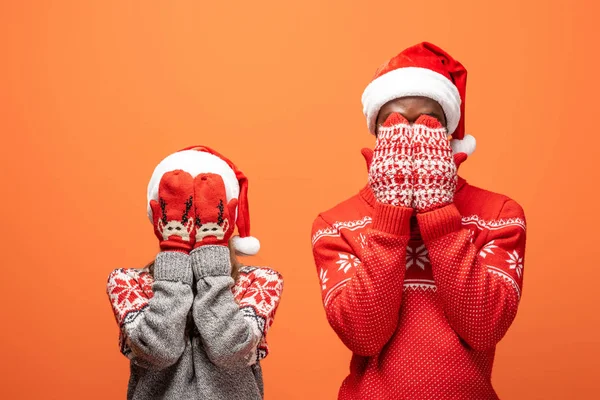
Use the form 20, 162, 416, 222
1, 1, 599, 399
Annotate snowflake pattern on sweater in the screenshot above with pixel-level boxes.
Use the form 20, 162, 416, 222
311, 181, 526, 400
313, 203, 525, 304
107, 265, 283, 364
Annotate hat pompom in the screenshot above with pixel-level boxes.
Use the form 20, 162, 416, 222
450, 134, 476, 156
231, 235, 260, 256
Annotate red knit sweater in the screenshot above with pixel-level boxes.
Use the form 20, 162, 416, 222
311, 177, 526, 400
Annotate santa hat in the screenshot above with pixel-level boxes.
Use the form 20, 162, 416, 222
147, 145, 260, 255
361, 42, 476, 156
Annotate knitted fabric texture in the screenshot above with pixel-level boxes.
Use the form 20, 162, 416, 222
311, 176, 526, 399
368, 113, 413, 208
412, 115, 458, 212
107, 248, 283, 399
193, 173, 238, 248
150, 170, 195, 252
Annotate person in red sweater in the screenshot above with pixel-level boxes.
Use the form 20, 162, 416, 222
311, 42, 526, 399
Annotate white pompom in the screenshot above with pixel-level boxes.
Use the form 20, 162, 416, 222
231, 235, 260, 256
450, 134, 476, 156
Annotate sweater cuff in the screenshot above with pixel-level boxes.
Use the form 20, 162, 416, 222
417, 203, 462, 243
154, 251, 192, 285
372, 203, 412, 236
190, 245, 231, 279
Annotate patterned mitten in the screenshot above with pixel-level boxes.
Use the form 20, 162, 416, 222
412, 115, 458, 213
193, 173, 238, 248
149, 170, 195, 252
368, 113, 413, 208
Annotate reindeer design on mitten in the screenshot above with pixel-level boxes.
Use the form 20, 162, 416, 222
195, 199, 229, 241
149, 170, 196, 252
158, 196, 194, 241
193, 173, 238, 248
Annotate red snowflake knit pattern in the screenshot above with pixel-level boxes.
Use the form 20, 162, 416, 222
368, 114, 413, 208
312, 183, 526, 399
412, 116, 457, 212
107, 265, 283, 362
421, 211, 523, 350
107, 268, 154, 327
313, 203, 412, 357
232, 266, 284, 362
327, 230, 410, 356
106, 268, 154, 354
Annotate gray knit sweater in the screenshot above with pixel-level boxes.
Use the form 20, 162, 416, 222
107, 246, 283, 400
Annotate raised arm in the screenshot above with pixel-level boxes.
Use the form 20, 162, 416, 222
107, 253, 193, 370
418, 201, 526, 350
189, 172, 283, 369
312, 205, 412, 356
106, 169, 198, 369
311, 113, 418, 356
191, 246, 283, 368
411, 115, 526, 350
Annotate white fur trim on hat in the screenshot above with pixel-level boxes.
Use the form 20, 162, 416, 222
147, 150, 239, 222
231, 235, 260, 256
361, 67, 461, 135
450, 134, 476, 156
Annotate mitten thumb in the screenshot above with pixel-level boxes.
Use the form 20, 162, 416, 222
227, 198, 239, 222
361, 148, 374, 171
149, 199, 162, 228
453, 152, 468, 168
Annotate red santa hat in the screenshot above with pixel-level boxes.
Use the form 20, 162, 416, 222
147, 145, 260, 255
361, 42, 476, 156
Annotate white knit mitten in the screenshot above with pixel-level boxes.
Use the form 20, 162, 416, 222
412, 115, 457, 212
368, 113, 413, 208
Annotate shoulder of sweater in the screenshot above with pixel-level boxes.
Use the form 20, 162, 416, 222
314, 190, 371, 228
239, 265, 284, 283
106, 266, 152, 286
458, 180, 525, 219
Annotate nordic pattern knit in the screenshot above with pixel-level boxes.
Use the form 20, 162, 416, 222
107, 246, 283, 400
311, 178, 526, 400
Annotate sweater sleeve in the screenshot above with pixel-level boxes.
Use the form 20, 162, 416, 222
106, 252, 194, 370
311, 203, 412, 356
191, 245, 282, 369
235, 267, 284, 363
417, 200, 526, 350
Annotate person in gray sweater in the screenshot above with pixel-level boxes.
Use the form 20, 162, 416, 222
107, 146, 283, 400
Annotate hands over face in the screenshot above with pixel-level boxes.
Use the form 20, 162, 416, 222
368, 113, 457, 213
150, 171, 237, 252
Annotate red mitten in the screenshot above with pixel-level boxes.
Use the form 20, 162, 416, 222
454, 152, 468, 168
412, 115, 457, 212
193, 173, 238, 248
149, 170, 195, 252
368, 113, 413, 208
361, 148, 374, 171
